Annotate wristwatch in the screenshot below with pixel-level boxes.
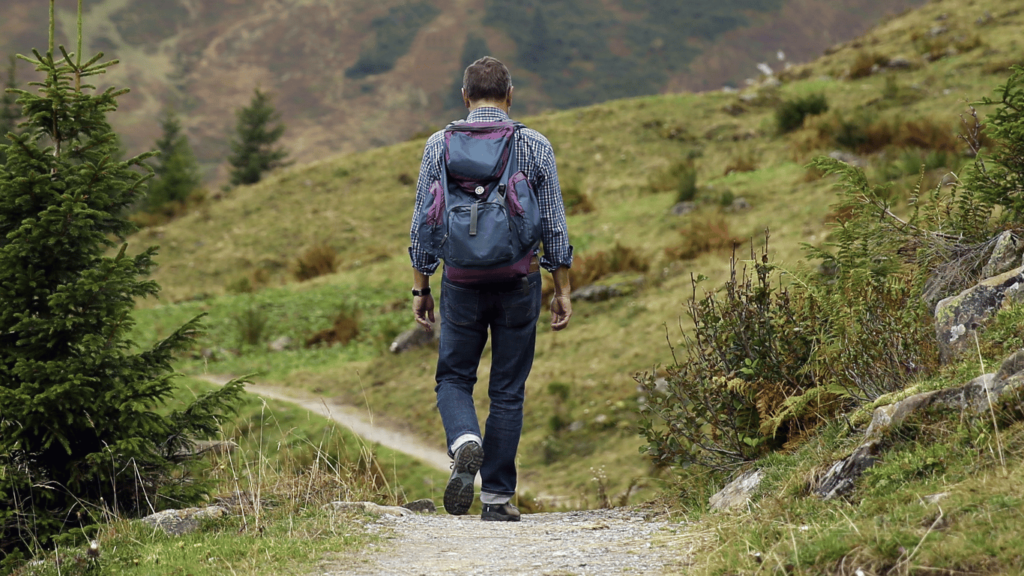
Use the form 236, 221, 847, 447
411, 287, 431, 297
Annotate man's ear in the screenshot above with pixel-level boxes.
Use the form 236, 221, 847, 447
462, 88, 471, 109
506, 86, 514, 108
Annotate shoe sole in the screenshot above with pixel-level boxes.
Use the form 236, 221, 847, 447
443, 443, 484, 515
481, 511, 521, 522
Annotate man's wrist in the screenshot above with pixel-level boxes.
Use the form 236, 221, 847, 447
411, 286, 431, 297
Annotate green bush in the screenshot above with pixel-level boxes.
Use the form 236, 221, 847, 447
775, 93, 829, 134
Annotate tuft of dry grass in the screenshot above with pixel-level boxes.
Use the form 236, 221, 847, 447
665, 213, 744, 260
294, 243, 339, 281
849, 51, 889, 79
305, 306, 361, 348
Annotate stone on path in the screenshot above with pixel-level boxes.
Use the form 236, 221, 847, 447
327, 501, 413, 517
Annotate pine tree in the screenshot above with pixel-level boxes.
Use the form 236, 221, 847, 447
0, 2, 244, 556
227, 88, 288, 186
146, 108, 200, 211
0, 56, 22, 166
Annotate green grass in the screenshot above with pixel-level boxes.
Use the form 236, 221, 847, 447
122, 0, 1024, 515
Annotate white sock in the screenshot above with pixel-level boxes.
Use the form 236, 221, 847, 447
449, 433, 482, 456
480, 492, 511, 505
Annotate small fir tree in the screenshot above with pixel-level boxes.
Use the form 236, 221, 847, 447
227, 88, 288, 186
0, 56, 22, 166
146, 108, 200, 211
0, 2, 244, 556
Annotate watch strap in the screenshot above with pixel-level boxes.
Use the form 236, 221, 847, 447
412, 287, 431, 297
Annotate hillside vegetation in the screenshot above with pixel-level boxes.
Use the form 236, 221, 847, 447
122, 0, 1024, 509
0, 0, 924, 179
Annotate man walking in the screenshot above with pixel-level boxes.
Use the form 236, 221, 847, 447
408, 56, 573, 522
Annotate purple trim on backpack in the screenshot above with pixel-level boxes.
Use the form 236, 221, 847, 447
506, 172, 527, 217
427, 180, 445, 225
446, 252, 533, 284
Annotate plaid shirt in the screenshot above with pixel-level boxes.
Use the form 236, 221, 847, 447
408, 107, 573, 275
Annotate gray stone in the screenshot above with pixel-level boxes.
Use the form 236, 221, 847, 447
982, 231, 1021, 279
929, 25, 948, 37
813, 440, 882, 500
934, 266, 1024, 363
141, 506, 228, 536
814, 355, 1024, 500
172, 440, 238, 461
828, 150, 865, 168
327, 501, 413, 517
390, 323, 439, 354
709, 469, 763, 511
401, 499, 437, 513
571, 284, 622, 302
268, 336, 293, 352
886, 56, 914, 70
671, 201, 697, 216
728, 197, 751, 212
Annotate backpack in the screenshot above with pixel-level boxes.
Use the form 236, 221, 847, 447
417, 121, 543, 281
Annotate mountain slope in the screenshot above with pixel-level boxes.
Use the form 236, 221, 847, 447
0, 0, 924, 181
127, 0, 1024, 501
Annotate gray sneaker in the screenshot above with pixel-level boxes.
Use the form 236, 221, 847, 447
481, 502, 521, 522
443, 442, 484, 515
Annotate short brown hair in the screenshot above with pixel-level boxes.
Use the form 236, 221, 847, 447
463, 56, 511, 102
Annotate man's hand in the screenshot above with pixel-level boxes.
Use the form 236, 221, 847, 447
414, 295, 435, 332
550, 293, 572, 331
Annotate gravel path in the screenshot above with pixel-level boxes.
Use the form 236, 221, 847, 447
320, 508, 699, 576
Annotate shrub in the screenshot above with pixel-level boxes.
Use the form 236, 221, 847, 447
775, 93, 829, 134
561, 181, 596, 215
815, 112, 960, 155
638, 241, 823, 471
649, 160, 698, 200
665, 213, 743, 260
233, 305, 271, 348
849, 51, 888, 79
294, 243, 339, 281
723, 150, 758, 175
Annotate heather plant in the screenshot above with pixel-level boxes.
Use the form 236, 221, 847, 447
0, 3, 244, 557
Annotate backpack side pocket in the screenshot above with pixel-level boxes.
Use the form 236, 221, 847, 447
417, 180, 446, 256
507, 171, 542, 249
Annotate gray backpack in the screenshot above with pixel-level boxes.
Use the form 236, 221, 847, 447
417, 121, 542, 281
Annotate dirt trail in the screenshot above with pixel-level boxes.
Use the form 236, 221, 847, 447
320, 508, 701, 576
198, 375, 452, 472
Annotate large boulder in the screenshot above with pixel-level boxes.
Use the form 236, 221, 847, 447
934, 266, 1024, 363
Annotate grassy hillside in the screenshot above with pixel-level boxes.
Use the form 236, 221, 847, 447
127, 0, 1024, 506
0, 0, 924, 181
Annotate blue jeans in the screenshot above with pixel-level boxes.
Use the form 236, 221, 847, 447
435, 271, 542, 498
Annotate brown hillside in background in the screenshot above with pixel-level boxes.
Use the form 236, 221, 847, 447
0, 0, 923, 182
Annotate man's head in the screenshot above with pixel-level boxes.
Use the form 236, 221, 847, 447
462, 56, 512, 111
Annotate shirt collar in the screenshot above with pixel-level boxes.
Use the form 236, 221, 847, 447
466, 107, 510, 123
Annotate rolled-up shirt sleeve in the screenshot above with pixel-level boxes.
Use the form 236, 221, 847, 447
408, 132, 445, 275
531, 134, 574, 272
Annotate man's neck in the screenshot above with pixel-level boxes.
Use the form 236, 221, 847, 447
468, 100, 509, 113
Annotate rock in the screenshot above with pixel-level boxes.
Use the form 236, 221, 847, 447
709, 469, 763, 511
994, 348, 1024, 382
828, 150, 865, 168
934, 266, 1024, 363
814, 353, 1024, 500
172, 440, 239, 461
571, 277, 644, 302
886, 56, 914, 70
390, 323, 439, 354
929, 25, 948, 37
141, 506, 228, 536
568, 421, 585, 432
671, 202, 697, 216
268, 336, 293, 352
327, 501, 413, 517
727, 197, 751, 212
813, 440, 882, 500
981, 231, 1021, 279
923, 492, 949, 504
401, 499, 437, 513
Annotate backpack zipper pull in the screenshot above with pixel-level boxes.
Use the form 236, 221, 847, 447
469, 202, 479, 237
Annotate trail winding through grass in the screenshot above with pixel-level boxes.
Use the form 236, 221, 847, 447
199, 375, 453, 473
